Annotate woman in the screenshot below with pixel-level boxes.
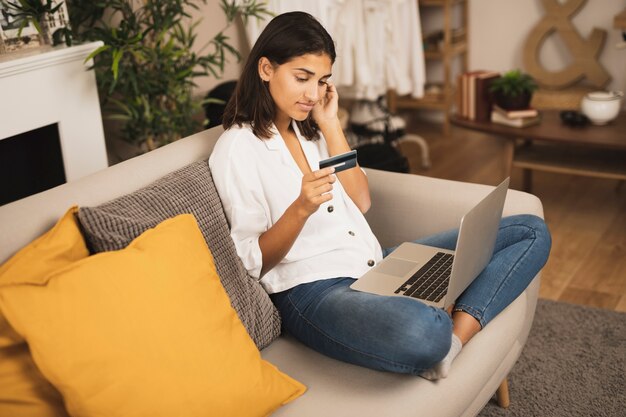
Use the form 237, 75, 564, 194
209, 12, 551, 379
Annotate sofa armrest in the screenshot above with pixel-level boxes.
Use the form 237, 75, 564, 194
364, 169, 544, 248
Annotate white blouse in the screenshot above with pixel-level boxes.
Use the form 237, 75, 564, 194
209, 121, 383, 294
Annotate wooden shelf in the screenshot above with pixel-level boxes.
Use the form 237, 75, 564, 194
388, 0, 469, 136
514, 144, 626, 181
421, 0, 466, 6
424, 41, 467, 60
394, 92, 452, 110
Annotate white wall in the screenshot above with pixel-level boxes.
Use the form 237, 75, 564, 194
189, 3, 251, 96
469, 0, 625, 93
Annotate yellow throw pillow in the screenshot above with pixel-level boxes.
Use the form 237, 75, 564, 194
0, 205, 89, 347
0, 206, 86, 417
0, 344, 69, 417
0, 214, 305, 417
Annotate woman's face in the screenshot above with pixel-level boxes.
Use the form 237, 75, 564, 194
259, 53, 332, 125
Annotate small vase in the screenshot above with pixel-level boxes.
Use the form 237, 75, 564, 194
580, 91, 624, 125
495, 91, 532, 110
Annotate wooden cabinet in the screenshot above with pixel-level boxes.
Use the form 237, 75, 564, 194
387, 0, 469, 135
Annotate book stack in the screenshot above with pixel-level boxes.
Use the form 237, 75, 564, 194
491, 105, 541, 128
457, 70, 500, 122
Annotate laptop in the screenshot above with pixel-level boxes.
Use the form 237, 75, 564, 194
350, 178, 510, 309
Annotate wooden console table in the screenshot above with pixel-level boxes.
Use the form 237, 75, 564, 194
451, 111, 626, 192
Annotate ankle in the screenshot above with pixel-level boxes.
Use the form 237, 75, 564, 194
452, 310, 481, 345
419, 333, 463, 380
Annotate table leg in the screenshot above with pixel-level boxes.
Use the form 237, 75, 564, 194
523, 169, 533, 193
503, 139, 514, 180
521, 140, 533, 193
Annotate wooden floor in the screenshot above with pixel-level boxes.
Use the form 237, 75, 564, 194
396, 113, 626, 312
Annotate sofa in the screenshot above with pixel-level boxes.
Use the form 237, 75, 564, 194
0, 126, 544, 417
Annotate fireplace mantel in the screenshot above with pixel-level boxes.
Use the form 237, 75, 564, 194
0, 42, 108, 184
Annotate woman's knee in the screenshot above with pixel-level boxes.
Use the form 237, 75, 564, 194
517, 214, 552, 251
505, 214, 551, 245
392, 306, 452, 371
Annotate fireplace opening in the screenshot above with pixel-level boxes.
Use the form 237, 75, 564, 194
0, 124, 66, 206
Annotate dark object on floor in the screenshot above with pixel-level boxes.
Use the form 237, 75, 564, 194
350, 97, 407, 142
356, 143, 409, 173
203, 80, 237, 129
560, 110, 589, 127
478, 299, 625, 417
350, 97, 411, 173
350, 120, 406, 142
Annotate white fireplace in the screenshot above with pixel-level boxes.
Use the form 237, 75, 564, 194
0, 42, 108, 203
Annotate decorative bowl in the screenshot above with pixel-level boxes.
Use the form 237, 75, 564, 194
580, 91, 623, 125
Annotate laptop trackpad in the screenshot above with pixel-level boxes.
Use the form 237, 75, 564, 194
375, 258, 418, 278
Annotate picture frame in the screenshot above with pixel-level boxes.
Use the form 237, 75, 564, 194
1, 4, 39, 37
0, 4, 41, 53
0, 0, 71, 54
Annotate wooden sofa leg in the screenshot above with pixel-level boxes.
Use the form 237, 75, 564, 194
496, 378, 510, 408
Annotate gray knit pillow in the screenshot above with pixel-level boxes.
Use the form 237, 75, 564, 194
77, 160, 280, 349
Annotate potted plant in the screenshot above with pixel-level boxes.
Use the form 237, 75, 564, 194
490, 69, 538, 110
67, 0, 270, 152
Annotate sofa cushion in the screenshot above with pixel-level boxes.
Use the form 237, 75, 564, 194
77, 160, 280, 349
0, 214, 305, 417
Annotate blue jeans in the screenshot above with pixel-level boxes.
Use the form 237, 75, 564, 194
270, 214, 551, 375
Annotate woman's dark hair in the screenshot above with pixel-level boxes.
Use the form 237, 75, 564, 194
222, 11, 336, 140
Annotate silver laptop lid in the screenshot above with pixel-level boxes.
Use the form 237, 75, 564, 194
446, 178, 510, 305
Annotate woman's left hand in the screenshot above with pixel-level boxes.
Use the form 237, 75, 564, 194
312, 81, 339, 127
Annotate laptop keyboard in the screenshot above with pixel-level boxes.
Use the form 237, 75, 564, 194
394, 252, 454, 302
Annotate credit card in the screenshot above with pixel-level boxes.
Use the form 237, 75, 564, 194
319, 150, 357, 173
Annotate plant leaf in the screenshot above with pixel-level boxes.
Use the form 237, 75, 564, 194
111, 48, 123, 80
84, 44, 111, 63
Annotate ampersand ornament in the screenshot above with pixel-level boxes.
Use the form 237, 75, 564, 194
523, 0, 611, 89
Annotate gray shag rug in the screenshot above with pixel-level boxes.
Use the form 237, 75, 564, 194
478, 299, 626, 417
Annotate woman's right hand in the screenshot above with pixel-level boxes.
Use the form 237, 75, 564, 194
294, 167, 336, 217
258, 166, 336, 277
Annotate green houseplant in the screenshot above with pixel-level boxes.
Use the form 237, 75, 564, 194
67, 0, 270, 151
490, 69, 538, 110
